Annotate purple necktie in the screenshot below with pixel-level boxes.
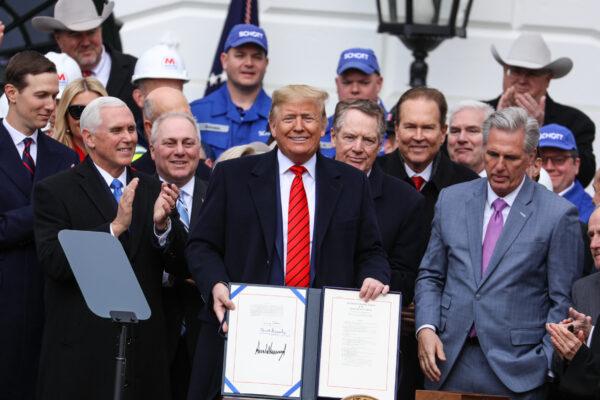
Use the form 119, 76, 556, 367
481, 198, 508, 275
469, 198, 509, 338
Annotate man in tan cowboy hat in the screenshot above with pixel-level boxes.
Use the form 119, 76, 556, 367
32, 0, 140, 138
486, 32, 596, 187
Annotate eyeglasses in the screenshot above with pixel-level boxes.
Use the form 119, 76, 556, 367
541, 155, 575, 166
505, 66, 551, 78
67, 105, 86, 120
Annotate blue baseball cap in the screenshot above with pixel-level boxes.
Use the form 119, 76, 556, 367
224, 24, 268, 54
337, 48, 380, 75
538, 124, 577, 151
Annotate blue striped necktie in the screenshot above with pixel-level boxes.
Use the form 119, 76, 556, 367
110, 179, 123, 203
177, 192, 190, 231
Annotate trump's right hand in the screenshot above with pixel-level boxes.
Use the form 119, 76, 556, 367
418, 328, 446, 383
212, 282, 235, 333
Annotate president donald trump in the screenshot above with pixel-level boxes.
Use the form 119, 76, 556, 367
186, 84, 391, 398
415, 107, 583, 399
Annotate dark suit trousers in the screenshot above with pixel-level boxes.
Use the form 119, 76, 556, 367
187, 321, 224, 400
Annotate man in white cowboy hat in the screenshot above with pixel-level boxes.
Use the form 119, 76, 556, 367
486, 32, 596, 187
32, 0, 140, 132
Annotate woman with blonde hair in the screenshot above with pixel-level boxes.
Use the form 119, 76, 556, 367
53, 77, 107, 161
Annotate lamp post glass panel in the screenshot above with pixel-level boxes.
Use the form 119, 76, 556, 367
376, 0, 473, 87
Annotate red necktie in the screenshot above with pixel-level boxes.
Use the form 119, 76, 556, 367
285, 165, 310, 287
82, 70, 93, 77
411, 175, 425, 191
22, 137, 35, 178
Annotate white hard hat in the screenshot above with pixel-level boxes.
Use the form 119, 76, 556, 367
132, 43, 189, 83
44, 51, 83, 98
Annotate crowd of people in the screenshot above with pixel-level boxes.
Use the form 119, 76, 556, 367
1, 1, 599, 400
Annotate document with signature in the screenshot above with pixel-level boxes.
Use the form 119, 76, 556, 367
223, 284, 306, 398
317, 288, 401, 400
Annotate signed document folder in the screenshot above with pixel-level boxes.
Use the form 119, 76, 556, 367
222, 284, 401, 400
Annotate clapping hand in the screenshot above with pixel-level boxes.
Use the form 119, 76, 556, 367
111, 178, 139, 237
153, 182, 179, 232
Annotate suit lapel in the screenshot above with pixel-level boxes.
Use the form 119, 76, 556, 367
190, 177, 206, 226
368, 164, 384, 200
78, 158, 118, 222
314, 154, 342, 255
592, 317, 600, 350
466, 179, 486, 286
479, 178, 534, 288
105, 47, 129, 96
0, 121, 33, 197
248, 151, 278, 261
35, 132, 72, 183
128, 168, 147, 260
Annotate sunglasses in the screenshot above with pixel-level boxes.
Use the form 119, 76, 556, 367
67, 105, 86, 120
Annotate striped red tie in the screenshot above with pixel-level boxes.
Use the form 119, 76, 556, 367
285, 165, 310, 287
411, 175, 425, 191
22, 137, 35, 178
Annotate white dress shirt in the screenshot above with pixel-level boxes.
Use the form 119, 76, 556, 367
88, 46, 112, 88
278, 150, 316, 269
159, 175, 196, 216
178, 177, 195, 215
4, 118, 38, 162
482, 176, 526, 241
404, 161, 433, 182
94, 162, 127, 191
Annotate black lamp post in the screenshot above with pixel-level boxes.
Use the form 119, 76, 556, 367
376, 0, 474, 87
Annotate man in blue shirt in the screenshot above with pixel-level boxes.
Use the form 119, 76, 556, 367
190, 24, 271, 160
322, 47, 385, 158
539, 123, 595, 223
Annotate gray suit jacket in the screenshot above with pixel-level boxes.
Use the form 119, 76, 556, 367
572, 272, 600, 325
415, 177, 583, 393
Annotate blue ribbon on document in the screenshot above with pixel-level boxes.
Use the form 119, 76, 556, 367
225, 285, 305, 398
289, 287, 306, 304
230, 284, 247, 299
282, 380, 302, 397
224, 377, 240, 394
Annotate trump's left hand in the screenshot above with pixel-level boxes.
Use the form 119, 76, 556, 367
359, 278, 389, 302
153, 183, 179, 231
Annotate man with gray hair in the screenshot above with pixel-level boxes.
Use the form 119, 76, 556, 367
415, 107, 583, 399
446, 100, 494, 176
132, 87, 211, 180
331, 99, 427, 400
149, 111, 208, 400
33, 96, 187, 399
331, 99, 426, 305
